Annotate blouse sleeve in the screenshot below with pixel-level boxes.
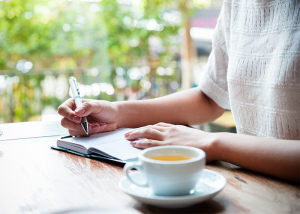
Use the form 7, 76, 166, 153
198, 5, 231, 110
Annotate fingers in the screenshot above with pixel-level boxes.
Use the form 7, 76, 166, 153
61, 117, 82, 131
125, 123, 177, 149
155, 122, 174, 127
74, 100, 103, 117
68, 123, 106, 136
130, 139, 162, 149
58, 99, 104, 125
124, 125, 166, 136
58, 98, 81, 124
61, 118, 106, 136
69, 129, 88, 137
148, 125, 166, 132
136, 125, 166, 132
125, 126, 164, 141
124, 123, 173, 140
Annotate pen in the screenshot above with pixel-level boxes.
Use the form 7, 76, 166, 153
69, 76, 89, 135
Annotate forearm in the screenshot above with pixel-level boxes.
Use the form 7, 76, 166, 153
116, 88, 224, 128
213, 133, 300, 182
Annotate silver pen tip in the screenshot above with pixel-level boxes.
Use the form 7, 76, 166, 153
81, 122, 88, 135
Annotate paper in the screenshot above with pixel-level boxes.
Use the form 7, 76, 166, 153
61, 128, 141, 160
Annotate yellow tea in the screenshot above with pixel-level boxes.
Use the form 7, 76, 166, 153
150, 155, 192, 161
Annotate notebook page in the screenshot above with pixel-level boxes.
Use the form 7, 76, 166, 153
93, 139, 142, 160
59, 128, 141, 159
61, 128, 131, 146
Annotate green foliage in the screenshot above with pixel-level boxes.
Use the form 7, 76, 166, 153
0, 0, 184, 70
0, 0, 199, 123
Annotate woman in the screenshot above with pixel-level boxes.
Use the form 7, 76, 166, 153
58, 0, 300, 182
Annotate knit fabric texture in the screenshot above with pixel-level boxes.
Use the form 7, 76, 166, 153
199, 0, 300, 140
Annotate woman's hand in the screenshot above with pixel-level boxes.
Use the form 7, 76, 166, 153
124, 122, 218, 162
58, 98, 119, 136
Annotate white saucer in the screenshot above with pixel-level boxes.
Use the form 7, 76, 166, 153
118, 169, 226, 208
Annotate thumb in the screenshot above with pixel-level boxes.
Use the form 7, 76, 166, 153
74, 100, 102, 117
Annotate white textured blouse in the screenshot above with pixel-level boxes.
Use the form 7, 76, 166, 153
199, 0, 300, 140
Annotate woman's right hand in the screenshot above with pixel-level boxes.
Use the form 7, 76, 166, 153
58, 98, 119, 136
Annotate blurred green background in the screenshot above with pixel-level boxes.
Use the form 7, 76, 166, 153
0, 0, 228, 129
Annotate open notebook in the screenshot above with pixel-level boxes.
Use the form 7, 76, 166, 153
53, 128, 141, 163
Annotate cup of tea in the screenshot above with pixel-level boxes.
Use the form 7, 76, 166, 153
123, 145, 205, 196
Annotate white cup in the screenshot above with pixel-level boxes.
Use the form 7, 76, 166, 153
124, 145, 205, 196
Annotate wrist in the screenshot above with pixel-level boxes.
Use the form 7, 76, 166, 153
207, 132, 227, 161
114, 101, 126, 128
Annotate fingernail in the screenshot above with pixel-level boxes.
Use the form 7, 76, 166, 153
99, 123, 106, 130
75, 107, 85, 115
130, 141, 136, 146
73, 116, 81, 123
91, 124, 100, 132
124, 132, 131, 138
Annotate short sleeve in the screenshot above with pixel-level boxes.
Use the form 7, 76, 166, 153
198, 5, 231, 110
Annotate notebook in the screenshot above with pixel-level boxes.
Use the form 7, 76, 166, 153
53, 128, 141, 163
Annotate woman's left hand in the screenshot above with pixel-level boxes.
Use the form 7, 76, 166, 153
124, 122, 218, 162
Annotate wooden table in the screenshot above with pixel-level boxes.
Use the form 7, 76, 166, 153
0, 122, 299, 214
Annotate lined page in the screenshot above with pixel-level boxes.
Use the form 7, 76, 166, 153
60, 128, 141, 160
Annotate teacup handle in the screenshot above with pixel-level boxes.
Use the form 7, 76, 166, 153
124, 162, 148, 187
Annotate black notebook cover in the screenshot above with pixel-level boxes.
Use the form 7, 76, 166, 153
51, 145, 126, 166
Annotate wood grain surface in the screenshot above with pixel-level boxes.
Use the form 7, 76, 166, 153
0, 136, 299, 214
